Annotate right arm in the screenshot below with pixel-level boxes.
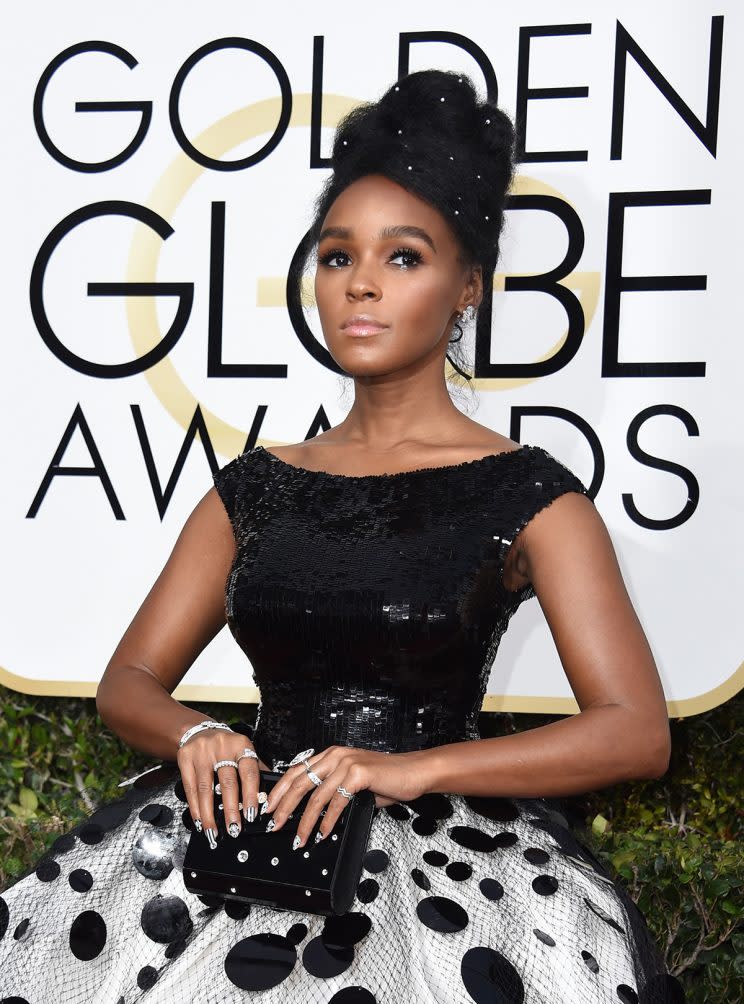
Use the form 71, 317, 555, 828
96, 482, 268, 839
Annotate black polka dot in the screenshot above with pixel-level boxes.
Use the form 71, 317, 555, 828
464, 796, 520, 822
363, 849, 389, 874
0, 896, 8, 940
196, 893, 223, 910
164, 937, 188, 960
584, 896, 626, 934
69, 869, 94, 893
533, 929, 556, 946
302, 935, 354, 979
448, 825, 496, 853
137, 965, 159, 989
404, 793, 454, 818
141, 894, 193, 943
173, 778, 188, 801
78, 823, 104, 845
581, 949, 600, 973
286, 923, 308, 946
384, 803, 410, 821
13, 918, 30, 941
523, 848, 550, 865
411, 868, 430, 890
411, 815, 438, 836
491, 832, 518, 849
139, 803, 174, 827
224, 900, 251, 921
355, 879, 379, 904
461, 946, 525, 1003
416, 895, 468, 933
479, 878, 504, 901
532, 875, 559, 896
616, 985, 638, 1003
422, 850, 448, 866
50, 833, 76, 854
329, 988, 377, 1002
0, 997, 31, 1003
33, 857, 60, 882
446, 861, 473, 881
181, 808, 196, 831
323, 912, 372, 949
225, 933, 297, 990
89, 799, 132, 832
69, 910, 107, 960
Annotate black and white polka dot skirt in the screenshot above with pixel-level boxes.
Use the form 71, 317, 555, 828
0, 764, 686, 1003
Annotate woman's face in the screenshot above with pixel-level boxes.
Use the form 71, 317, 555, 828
313, 174, 481, 378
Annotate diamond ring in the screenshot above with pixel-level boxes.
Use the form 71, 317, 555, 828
236, 749, 258, 764
337, 786, 354, 800
213, 759, 239, 771
306, 771, 323, 786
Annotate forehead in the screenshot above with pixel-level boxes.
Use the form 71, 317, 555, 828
321, 174, 453, 239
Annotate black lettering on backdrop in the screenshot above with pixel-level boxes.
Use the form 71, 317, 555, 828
30, 201, 193, 378
623, 405, 700, 529
510, 406, 604, 497
611, 17, 723, 160
207, 202, 287, 378
310, 36, 331, 170
603, 189, 709, 378
169, 37, 292, 171
398, 31, 498, 100
26, 404, 125, 519
515, 23, 591, 163
34, 40, 152, 173
475, 193, 586, 378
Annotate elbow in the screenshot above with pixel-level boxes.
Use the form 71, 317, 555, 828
631, 722, 672, 780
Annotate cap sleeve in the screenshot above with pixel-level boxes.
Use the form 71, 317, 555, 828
212, 448, 261, 528
497, 445, 593, 604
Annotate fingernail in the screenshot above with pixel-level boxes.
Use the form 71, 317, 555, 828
206, 828, 218, 850
228, 822, 241, 838
292, 835, 302, 851
244, 805, 255, 823
194, 819, 203, 832
265, 818, 276, 832
257, 791, 267, 804
314, 831, 324, 843
260, 802, 270, 816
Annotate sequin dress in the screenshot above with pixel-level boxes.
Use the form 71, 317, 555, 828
0, 443, 686, 1004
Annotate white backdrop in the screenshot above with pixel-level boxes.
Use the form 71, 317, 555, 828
1, 1, 741, 716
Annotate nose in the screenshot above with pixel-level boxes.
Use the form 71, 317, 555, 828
346, 262, 382, 301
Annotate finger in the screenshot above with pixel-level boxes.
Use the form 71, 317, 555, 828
267, 769, 318, 834
297, 766, 353, 848
217, 764, 242, 837
265, 749, 334, 813
197, 765, 218, 847
177, 755, 203, 833
237, 753, 261, 823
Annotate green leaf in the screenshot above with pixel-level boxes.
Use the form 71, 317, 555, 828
591, 814, 609, 835
19, 787, 38, 813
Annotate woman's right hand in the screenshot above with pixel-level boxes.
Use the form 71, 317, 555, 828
176, 731, 270, 845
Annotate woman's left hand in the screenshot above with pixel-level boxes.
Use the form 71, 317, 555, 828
263, 746, 428, 849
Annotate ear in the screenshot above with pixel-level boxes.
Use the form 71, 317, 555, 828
457, 264, 483, 313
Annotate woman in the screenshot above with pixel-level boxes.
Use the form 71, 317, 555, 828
0, 70, 685, 1003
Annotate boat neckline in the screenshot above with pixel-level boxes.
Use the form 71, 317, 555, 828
254, 442, 534, 480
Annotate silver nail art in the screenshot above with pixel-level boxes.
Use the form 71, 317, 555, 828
260, 802, 270, 816
292, 835, 302, 851
228, 822, 241, 838
265, 818, 276, 832
314, 831, 324, 843
206, 828, 218, 850
193, 819, 203, 832
257, 790, 267, 803
247, 806, 255, 823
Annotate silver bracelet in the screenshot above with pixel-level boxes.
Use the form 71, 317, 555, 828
178, 720, 233, 750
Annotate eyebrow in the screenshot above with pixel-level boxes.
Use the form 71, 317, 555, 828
317, 224, 437, 253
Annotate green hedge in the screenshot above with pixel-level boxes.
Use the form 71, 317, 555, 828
1, 684, 741, 1001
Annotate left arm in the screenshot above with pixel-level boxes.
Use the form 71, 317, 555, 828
417, 491, 672, 799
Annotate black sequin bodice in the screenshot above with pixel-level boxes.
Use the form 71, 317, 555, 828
213, 444, 590, 770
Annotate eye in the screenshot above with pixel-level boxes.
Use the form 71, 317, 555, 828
317, 248, 350, 268
389, 246, 423, 269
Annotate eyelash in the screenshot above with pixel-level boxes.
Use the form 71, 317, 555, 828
317, 246, 424, 270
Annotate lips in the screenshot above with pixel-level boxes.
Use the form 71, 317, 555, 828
341, 315, 389, 336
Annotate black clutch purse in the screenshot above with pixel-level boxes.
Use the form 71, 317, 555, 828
182, 768, 376, 916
